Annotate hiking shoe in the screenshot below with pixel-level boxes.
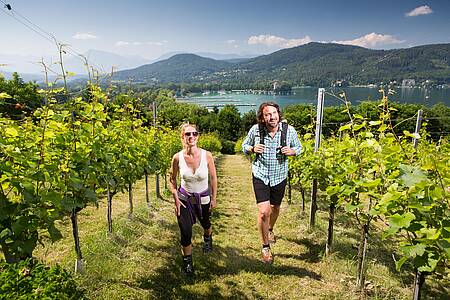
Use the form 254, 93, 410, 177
261, 247, 273, 264
182, 256, 194, 276
268, 230, 276, 244
203, 235, 213, 253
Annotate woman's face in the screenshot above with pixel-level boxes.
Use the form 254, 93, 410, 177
183, 126, 199, 146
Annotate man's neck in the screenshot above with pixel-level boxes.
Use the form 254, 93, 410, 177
266, 122, 279, 134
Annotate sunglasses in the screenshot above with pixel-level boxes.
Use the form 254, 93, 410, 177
185, 131, 198, 137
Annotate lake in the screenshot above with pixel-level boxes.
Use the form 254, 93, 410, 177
178, 87, 450, 114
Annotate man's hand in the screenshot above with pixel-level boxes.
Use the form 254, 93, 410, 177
281, 146, 295, 156
253, 144, 265, 154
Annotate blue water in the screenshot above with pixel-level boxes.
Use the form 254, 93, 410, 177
179, 87, 450, 114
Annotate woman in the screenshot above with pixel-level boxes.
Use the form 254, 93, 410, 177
169, 123, 217, 276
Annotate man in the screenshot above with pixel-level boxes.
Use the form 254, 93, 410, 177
242, 102, 302, 264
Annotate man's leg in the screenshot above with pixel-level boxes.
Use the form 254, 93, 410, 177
257, 201, 271, 245
268, 179, 287, 243
269, 204, 280, 230
268, 205, 280, 243
258, 201, 274, 263
253, 176, 273, 263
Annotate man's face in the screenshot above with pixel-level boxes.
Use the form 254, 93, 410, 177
262, 105, 279, 129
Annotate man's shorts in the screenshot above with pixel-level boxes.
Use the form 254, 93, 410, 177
252, 176, 287, 206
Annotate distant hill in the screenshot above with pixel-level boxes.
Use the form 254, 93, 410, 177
63, 49, 150, 75
114, 54, 233, 83
150, 51, 257, 63
113, 43, 450, 86
1, 71, 48, 82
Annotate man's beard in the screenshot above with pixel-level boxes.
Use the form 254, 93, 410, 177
266, 120, 279, 129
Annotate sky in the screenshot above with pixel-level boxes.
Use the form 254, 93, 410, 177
1, 0, 449, 73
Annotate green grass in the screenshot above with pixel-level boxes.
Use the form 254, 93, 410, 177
34, 155, 449, 299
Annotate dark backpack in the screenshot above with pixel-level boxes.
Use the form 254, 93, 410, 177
256, 122, 288, 158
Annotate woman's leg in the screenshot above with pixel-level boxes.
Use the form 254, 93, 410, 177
177, 202, 195, 274
199, 203, 213, 252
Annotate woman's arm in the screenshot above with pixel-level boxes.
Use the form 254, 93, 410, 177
169, 153, 185, 216
206, 151, 217, 210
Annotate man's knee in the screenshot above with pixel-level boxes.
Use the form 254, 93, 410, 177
258, 202, 271, 219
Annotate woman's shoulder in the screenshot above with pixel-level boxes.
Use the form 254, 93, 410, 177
199, 148, 209, 155
172, 150, 182, 161
199, 148, 213, 158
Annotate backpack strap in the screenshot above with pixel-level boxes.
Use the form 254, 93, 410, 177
255, 124, 265, 161
280, 121, 288, 147
257, 123, 265, 146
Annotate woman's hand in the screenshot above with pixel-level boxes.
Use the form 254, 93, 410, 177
210, 198, 217, 211
175, 198, 186, 216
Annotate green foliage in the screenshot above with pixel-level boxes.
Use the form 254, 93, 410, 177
0, 73, 43, 119
217, 105, 242, 141
197, 133, 222, 153
0, 84, 183, 262
220, 140, 236, 154
234, 137, 244, 154
284, 104, 315, 135
289, 91, 450, 279
155, 128, 182, 177
129, 87, 450, 143
241, 109, 257, 134
0, 258, 84, 299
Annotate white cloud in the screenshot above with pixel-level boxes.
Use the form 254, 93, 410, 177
226, 39, 236, 44
115, 41, 129, 46
73, 32, 98, 40
146, 41, 168, 46
248, 34, 312, 48
333, 33, 404, 48
405, 5, 433, 17
115, 40, 167, 47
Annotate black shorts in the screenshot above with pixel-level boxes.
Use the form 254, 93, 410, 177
252, 176, 287, 206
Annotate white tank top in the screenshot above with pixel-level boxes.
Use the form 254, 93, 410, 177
179, 149, 210, 204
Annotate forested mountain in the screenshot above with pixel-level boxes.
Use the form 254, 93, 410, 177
112, 43, 450, 86
113, 54, 233, 83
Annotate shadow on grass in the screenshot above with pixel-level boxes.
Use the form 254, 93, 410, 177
281, 237, 324, 263
119, 198, 323, 299
134, 242, 322, 299
285, 203, 449, 299
330, 214, 417, 286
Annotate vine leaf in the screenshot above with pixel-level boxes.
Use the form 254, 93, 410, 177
389, 212, 416, 230
436, 240, 450, 259
399, 164, 427, 187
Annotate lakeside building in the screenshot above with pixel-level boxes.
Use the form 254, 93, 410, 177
402, 79, 416, 87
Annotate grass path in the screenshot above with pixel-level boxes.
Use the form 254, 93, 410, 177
35, 154, 448, 299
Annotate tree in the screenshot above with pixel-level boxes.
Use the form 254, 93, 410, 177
241, 109, 257, 133
0, 73, 42, 119
217, 105, 242, 141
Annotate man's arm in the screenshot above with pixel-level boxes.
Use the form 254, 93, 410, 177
280, 126, 302, 156
289, 126, 302, 156
242, 125, 256, 154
